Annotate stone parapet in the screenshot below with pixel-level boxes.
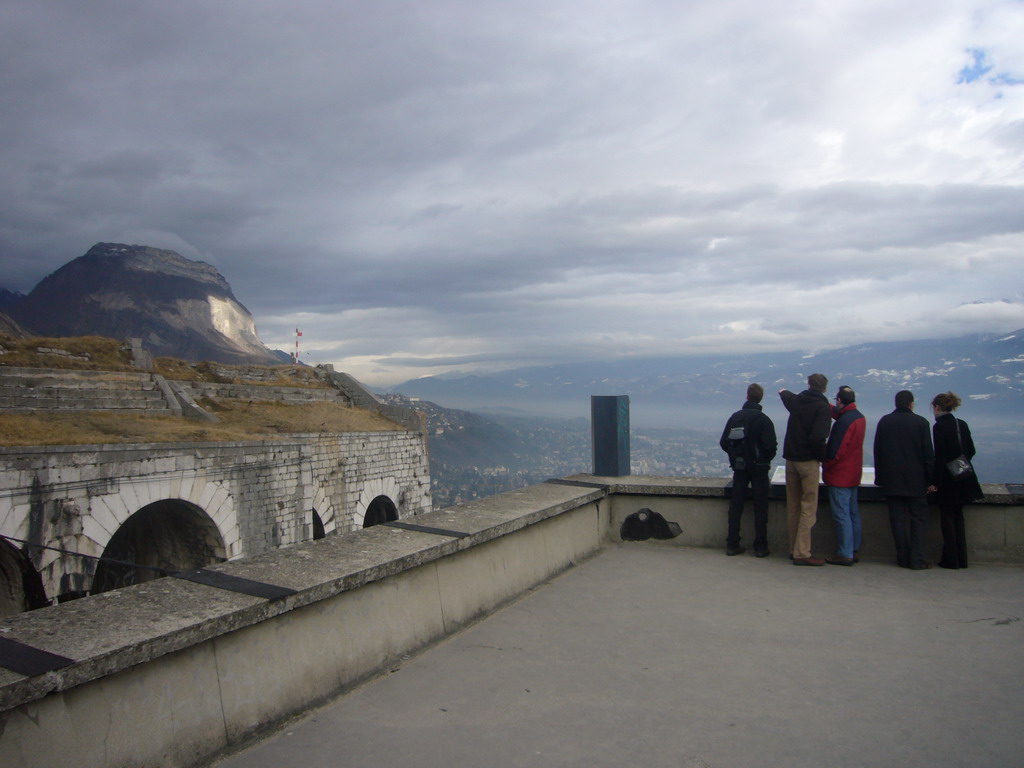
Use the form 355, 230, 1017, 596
583, 474, 1024, 564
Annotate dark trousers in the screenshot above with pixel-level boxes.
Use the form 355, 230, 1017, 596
727, 466, 770, 551
938, 503, 969, 568
886, 495, 928, 568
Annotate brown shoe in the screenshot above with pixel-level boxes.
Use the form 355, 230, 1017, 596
826, 556, 854, 566
792, 556, 825, 566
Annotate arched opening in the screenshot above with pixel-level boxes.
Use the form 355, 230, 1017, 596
0, 538, 49, 616
363, 495, 398, 528
312, 510, 326, 540
92, 499, 226, 595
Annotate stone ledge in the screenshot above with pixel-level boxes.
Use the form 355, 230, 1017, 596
0, 481, 604, 713
574, 473, 1024, 505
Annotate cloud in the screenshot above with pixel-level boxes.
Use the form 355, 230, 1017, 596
942, 299, 1024, 327
1, 0, 1023, 385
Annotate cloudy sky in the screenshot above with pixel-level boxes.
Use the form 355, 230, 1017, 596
2, 0, 1023, 386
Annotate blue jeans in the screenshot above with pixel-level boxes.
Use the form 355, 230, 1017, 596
828, 486, 861, 559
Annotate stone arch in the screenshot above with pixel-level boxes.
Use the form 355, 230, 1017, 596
310, 484, 338, 536
353, 476, 402, 529
88, 477, 240, 560
0, 537, 48, 617
92, 499, 226, 594
311, 510, 326, 540
363, 496, 398, 528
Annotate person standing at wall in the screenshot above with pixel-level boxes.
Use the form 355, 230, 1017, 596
822, 386, 866, 566
720, 383, 778, 557
873, 390, 936, 570
779, 373, 832, 566
930, 391, 983, 569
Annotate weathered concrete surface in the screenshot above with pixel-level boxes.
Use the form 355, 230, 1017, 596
2, 475, 1021, 768
0, 481, 610, 768
214, 544, 1024, 768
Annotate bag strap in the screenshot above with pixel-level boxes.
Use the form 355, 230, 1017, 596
952, 415, 964, 453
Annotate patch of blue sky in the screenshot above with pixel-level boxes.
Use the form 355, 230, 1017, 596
957, 48, 993, 84
990, 72, 1024, 86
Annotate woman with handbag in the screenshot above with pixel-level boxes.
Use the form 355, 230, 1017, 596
930, 391, 983, 569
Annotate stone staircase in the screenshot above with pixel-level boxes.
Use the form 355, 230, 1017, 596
0, 367, 174, 414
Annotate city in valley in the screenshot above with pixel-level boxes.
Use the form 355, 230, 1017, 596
383, 394, 734, 509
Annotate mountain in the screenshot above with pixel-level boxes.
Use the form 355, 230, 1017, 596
392, 331, 1024, 429
390, 332, 1024, 487
0, 312, 31, 338
0, 289, 25, 311
6, 243, 280, 365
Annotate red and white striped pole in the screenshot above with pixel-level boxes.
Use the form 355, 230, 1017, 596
294, 328, 302, 364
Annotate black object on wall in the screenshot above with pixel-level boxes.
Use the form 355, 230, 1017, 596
592, 395, 630, 476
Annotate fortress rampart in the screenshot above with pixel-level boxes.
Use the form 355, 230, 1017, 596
0, 362, 431, 612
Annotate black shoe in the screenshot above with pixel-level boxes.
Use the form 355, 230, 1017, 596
754, 549, 770, 558
726, 547, 746, 556
826, 556, 854, 566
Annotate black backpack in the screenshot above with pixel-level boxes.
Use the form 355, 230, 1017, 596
723, 413, 760, 471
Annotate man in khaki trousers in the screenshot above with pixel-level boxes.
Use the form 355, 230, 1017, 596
779, 374, 832, 565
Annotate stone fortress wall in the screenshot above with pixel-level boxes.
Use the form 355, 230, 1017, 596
0, 358, 431, 613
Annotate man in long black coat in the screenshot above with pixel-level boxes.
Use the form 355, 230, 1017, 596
873, 390, 936, 569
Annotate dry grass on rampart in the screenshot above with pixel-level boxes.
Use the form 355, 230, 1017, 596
0, 400, 404, 447
0, 335, 136, 370
0, 334, 331, 388
153, 358, 333, 388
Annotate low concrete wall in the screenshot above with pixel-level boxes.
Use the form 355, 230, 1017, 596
596, 475, 1024, 564
0, 482, 609, 768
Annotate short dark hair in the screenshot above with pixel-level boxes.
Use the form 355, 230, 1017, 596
746, 382, 764, 403
808, 373, 828, 392
837, 386, 855, 405
931, 391, 961, 412
895, 390, 914, 409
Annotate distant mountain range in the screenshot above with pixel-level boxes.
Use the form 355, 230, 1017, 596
386, 333, 1024, 488
391, 331, 1024, 430
2, 243, 284, 365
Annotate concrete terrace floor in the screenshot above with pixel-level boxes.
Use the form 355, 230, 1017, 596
214, 544, 1024, 768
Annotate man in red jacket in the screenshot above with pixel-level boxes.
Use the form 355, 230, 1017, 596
823, 386, 866, 566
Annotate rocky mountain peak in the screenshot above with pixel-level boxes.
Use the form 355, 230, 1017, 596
85, 243, 230, 289
6, 243, 280, 365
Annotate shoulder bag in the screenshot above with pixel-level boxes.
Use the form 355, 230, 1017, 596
946, 418, 974, 481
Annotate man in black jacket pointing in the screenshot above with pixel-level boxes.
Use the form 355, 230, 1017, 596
779, 373, 832, 566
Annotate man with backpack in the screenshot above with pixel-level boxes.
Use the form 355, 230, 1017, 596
720, 383, 777, 557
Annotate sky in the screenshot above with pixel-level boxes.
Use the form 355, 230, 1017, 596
2, 0, 1023, 387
